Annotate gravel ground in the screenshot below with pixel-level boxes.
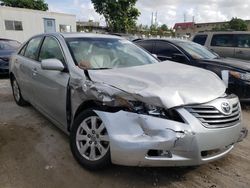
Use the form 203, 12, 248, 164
0, 77, 249, 188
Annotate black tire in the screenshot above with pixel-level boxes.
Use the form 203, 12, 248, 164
70, 110, 111, 170
11, 76, 28, 106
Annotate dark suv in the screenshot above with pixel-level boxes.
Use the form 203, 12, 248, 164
0, 38, 20, 75
135, 38, 250, 101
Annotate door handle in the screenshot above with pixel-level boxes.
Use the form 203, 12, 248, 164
32, 68, 38, 76
236, 51, 243, 54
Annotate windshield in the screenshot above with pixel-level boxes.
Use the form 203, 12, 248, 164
0, 40, 20, 50
66, 38, 158, 69
177, 41, 218, 60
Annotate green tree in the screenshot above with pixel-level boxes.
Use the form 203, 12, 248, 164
213, 18, 248, 31
91, 0, 140, 33
228, 17, 248, 31
160, 24, 168, 31
0, 0, 48, 11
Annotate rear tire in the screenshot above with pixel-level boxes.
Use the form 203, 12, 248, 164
70, 110, 111, 170
11, 76, 28, 106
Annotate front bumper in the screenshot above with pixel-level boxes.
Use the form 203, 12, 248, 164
94, 99, 246, 167
0, 60, 9, 75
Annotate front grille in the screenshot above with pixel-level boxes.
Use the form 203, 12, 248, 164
186, 102, 240, 128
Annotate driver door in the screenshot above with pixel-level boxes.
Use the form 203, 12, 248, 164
31, 36, 70, 128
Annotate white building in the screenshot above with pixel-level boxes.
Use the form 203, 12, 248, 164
0, 6, 76, 42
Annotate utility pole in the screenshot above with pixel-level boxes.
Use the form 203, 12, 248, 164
155, 11, 158, 26
151, 12, 154, 26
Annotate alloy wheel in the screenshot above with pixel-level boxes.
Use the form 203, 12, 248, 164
13, 79, 21, 102
76, 116, 110, 161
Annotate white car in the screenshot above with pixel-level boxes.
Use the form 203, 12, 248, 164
9, 33, 247, 170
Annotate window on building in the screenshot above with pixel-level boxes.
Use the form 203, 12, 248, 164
211, 34, 235, 47
59, 25, 71, 32
5, 20, 23, 31
193, 35, 208, 45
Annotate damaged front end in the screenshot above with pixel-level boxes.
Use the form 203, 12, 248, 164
69, 62, 246, 167
92, 95, 244, 167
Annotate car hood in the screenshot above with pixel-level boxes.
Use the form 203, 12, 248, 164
0, 50, 16, 59
88, 61, 226, 108
201, 58, 250, 72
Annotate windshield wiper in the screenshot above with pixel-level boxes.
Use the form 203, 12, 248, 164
88, 68, 111, 70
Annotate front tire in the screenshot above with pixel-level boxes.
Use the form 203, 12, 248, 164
11, 76, 28, 106
70, 110, 111, 170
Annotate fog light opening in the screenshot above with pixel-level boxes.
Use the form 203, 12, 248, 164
147, 150, 172, 158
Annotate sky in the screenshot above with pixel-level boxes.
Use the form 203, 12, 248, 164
46, 0, 250, 28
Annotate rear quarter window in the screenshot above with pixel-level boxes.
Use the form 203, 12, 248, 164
211, 34, 235, 47
135, 40, 154, 53
235, 34, 250, 48
193, 35, 207, 45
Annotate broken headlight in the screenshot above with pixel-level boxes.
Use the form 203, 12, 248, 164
115, 97, 185, 122
115, 97, 167, 118
230, 71, 250, 81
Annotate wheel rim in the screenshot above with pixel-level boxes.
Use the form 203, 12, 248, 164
76, 116, 110, 161
13, 80, 20, 102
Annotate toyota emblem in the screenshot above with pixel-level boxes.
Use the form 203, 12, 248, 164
221, 102, 231, 114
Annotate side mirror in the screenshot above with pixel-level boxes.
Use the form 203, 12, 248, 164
41, 59, 65, 71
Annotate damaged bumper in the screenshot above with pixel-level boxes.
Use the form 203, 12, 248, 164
94, 100, 245, 167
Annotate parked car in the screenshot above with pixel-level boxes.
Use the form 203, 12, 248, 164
191, 31, 250, 60
0, 38, 20, 74
109, 33, 138, 41
134, 38, 250, 102
10, 33, 247, 170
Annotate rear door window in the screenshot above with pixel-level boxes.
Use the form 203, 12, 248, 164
211, 34, 235, 47
193, 35, 208, 45
235, 34, 250, 48
24, 37, 43, 60
154, 41, 180, 58
135, 40, 154, 53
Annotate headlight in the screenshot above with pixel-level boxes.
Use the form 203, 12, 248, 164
230, 71, 250, 81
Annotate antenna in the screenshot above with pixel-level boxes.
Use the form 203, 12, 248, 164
184, 13, 186, 22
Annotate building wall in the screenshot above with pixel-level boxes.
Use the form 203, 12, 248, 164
175, 27, 195, 37
0, 6, 76, 42
175, 20, 250, 37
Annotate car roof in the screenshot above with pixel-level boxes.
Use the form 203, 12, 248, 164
59, 32, 122, 39
28, 32, 123, 40
135, 38, 191, 45
194, 31, 250, 35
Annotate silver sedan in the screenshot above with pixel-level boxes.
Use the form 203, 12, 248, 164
9, 33, 247, 170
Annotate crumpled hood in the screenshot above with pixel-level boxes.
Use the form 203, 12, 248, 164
88, 61, 226, 108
